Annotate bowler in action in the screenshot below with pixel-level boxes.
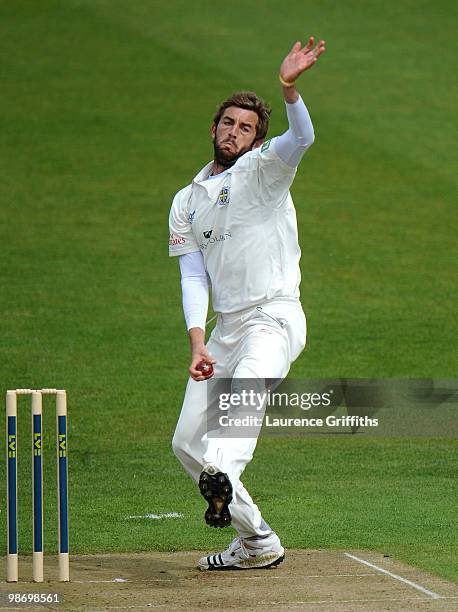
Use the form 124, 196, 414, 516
169, 36, 326, 570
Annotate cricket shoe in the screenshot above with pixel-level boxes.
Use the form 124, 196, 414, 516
198, 532, 285, 571
198, 464, 233, 528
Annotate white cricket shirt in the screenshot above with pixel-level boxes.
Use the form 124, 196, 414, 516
169, 137, 301, 314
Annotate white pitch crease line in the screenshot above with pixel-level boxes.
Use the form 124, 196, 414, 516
344, 552, 443, 599
125, 512, 184, 520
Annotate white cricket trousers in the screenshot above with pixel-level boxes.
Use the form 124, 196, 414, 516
172, 297, 307, 538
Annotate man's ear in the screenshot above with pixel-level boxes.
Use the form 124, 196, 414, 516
252, 139, 264, 150
211, 123, 216, 140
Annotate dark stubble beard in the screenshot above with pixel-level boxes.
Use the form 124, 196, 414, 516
213, 137, 256, 169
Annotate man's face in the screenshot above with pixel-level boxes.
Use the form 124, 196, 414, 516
211, 107, 261, 168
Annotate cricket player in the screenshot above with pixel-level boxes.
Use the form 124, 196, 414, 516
169, 37, 326, 570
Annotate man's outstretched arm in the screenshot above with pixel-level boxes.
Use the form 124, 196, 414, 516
274, 36, 326, 167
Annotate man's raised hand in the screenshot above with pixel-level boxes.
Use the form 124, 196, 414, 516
280, 36, 326, 85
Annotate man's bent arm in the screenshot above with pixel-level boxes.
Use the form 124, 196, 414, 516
274, 36, 325, 167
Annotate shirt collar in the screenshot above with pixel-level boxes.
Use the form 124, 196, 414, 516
192, 161, 233, 184
192, 161, 214, 184
192, 161, 232, 197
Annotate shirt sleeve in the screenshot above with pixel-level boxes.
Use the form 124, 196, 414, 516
168, 188, 200, 257
179, 251, 209, 331
254, 137, 298, 207
274, 95, 315, 167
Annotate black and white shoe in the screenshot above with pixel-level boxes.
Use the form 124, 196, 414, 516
198, 532, 285, 571
198, 464, 233, 528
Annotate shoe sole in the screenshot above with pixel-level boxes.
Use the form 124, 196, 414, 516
198, 469, 233, 528
200, 551, 285, 571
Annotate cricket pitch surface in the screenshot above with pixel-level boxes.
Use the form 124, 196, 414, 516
1, 550, 457, 610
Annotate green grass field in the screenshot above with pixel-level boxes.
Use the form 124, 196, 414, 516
0, 0, 456, 584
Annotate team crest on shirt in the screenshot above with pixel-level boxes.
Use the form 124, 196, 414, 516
188, 209, 196, 225
217, 186, 230, 206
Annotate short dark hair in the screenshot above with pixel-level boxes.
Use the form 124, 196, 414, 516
213, 91, 272, 142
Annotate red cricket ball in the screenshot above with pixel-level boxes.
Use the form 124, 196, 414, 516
196, 360, 214, 378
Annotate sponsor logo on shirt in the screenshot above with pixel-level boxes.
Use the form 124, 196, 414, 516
169, 232, 186, 246
199, 230, 232, 250
217, 186, 230, 206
